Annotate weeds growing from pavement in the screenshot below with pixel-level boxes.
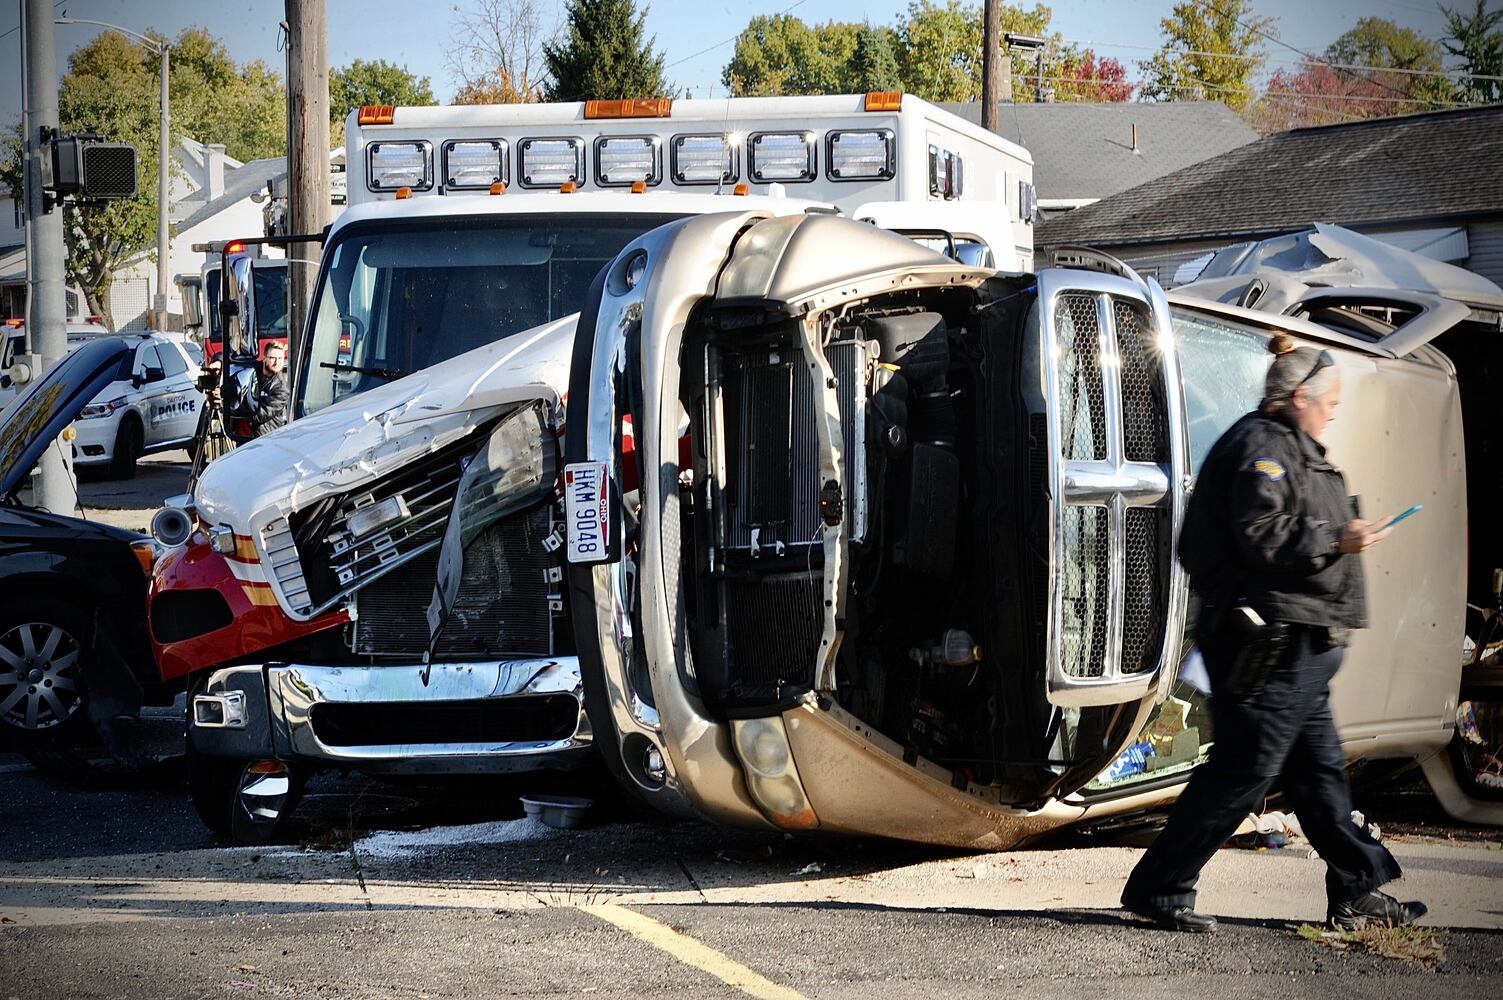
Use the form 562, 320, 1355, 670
1291, 922, 1447, 969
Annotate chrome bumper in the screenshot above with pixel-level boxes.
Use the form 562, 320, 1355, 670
190, 657, 592, 775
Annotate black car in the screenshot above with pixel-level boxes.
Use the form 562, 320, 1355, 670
0, 337, 180, 763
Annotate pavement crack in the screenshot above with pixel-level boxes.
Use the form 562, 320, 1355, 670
674, 851, 707, 903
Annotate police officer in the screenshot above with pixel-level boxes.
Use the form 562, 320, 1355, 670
1121, 333, 1427, 933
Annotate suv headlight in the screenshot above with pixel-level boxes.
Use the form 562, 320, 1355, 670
79, 396, 127, 419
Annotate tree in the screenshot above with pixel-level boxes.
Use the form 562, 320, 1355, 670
1053, 50, 1134, 102
330, 59, 434, 143
154, 27, 285, 163
543, 0, 668, 101
896, 0, 983, 102
1442, 0, 1503, 104
850, 24, 903, 93
447, 0, 555, 103
1246, 18, 1454, 134
1139, 0, 1275, 111
1, 28, 284, 327
723, 15, 860, 96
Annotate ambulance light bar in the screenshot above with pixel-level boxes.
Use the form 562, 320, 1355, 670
443, 139, 508, 190
584, 99, 673, 119
368, 140, 432, 191
671, 133, 737, 185
595, 135, 661, 187
750, 131, 815, 183
827, 129, 894, 181
518, 137, 584, 188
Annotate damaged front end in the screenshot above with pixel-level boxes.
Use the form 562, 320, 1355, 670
569, 214, 1190, 849
151, 322, 592, 778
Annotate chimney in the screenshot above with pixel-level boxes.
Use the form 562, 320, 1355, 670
206, 143, 227, 199
1130, 123, 1139, 154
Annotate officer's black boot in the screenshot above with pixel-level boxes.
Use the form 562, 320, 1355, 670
1122, 896, 1219, 933
1328, 890, 1427, 931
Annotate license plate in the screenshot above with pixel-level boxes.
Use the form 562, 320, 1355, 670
564, 461, 611, 563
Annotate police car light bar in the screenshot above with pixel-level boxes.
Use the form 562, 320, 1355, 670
518, 137, 584, 188
368, 141, 432, 191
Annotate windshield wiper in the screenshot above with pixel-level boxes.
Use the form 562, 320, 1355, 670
319, 361, 410, 380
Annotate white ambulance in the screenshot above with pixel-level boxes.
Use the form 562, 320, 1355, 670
148, 93, 1037, 842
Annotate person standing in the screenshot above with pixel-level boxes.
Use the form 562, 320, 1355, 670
247, 342, 290, 437
1121, 334, 1426, 934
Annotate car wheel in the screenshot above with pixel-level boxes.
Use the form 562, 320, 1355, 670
187, 744, 305, 845
0, 599, 90, 746
108, 415, 142, 480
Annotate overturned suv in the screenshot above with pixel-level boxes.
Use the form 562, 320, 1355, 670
567, 212, 1479, 848
148, 318, 589, 842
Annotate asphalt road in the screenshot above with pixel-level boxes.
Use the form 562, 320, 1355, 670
3, 757, 1501, 999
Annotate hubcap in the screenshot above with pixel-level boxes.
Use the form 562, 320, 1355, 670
0, 621, 83, 731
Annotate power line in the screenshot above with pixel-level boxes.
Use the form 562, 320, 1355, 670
1197, 0, 1417, 103
1044, 72, 1471, 108
1057, 36, 1503, 83
0, 0, 68, 42
664, 0, 808, 71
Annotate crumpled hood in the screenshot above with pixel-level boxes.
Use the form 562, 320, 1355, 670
193, 315, 577, 532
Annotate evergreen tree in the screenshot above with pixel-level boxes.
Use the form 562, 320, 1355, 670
850, 24, 902, 92
543, 0, 667, 101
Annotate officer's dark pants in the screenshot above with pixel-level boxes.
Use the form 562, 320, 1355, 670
1123, 624, 1401, 910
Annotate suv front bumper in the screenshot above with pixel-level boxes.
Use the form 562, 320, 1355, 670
190, 657, 592, 775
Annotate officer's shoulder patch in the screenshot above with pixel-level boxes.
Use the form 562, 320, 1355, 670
1252, 457, 1286, 481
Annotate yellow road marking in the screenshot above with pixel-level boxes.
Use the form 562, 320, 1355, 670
582, 904, 809, 1000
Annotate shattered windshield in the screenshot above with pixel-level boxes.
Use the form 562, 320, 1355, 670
298, 213, 682, 416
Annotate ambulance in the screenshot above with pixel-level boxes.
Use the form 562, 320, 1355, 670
144, 94, 1038, 842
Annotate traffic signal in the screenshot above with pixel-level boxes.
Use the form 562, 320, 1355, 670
42, 132, 138, 202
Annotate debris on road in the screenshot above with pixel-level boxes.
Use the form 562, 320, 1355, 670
1292, 921, 1447, 970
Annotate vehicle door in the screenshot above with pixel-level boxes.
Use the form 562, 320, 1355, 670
132, 343, 173, 448
151, 341, 201, 444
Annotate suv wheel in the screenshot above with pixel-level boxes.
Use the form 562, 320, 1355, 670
0, 599, 89, 745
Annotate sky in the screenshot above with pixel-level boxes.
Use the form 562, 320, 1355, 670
0, 0, 1473, 129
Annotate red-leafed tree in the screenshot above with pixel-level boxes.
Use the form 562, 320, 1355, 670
1054, 50, 1134, 102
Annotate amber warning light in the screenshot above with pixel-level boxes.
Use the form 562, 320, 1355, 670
358, 105, 396, 126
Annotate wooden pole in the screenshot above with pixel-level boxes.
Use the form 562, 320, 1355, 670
285, 0, 329, 377
982, 0, 1001, 132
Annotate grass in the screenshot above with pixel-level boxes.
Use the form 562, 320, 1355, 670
1291, 922, 1447, 969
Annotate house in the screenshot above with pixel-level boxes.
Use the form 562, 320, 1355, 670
1035, 105, 1503, 288
940, 100, 1258, 217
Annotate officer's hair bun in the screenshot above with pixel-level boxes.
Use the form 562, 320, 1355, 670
1268, 333, 1298, 356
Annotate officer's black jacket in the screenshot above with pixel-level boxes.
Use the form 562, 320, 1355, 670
1178, 409, 1367, 629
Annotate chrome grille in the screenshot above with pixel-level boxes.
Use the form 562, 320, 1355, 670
1060, 506, 1110, 679
725, 340, 867, 550
261, 516, 312, 615
1121, 507, 1167, 676
352, 505, 556, 660
1056, 294, 1107, 462
1115, 300, 1169, 465
1043, 273, 1187, 705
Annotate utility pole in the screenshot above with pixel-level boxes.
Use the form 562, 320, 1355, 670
21, 0, 73, 513
285, 0, 329, 372
981, 0, 1001, 132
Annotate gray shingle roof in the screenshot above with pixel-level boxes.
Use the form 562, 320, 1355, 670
939, 100, 1257, 202
1038, 104, 1503, 248
173, 156, 286, 232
